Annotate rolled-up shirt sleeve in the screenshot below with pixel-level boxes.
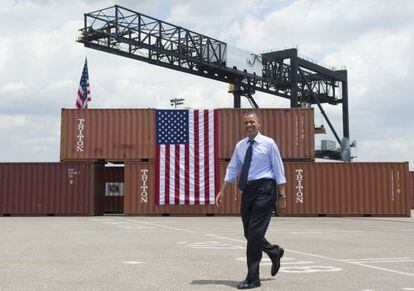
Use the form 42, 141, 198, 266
270, 140, 286, 185
224, 144, 242, 183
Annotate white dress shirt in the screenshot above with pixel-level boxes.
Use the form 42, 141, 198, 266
224, 132, 286, 185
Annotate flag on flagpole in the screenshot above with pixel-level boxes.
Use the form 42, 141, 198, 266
155, 109, 219, 205
76, 58, 91, 109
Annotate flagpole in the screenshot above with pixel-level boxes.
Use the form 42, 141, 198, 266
76, 57, 91, 109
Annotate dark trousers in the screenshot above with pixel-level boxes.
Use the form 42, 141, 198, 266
240, 179, 280, 282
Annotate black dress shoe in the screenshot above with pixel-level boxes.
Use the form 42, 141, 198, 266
271, 247, 284, 276
237, 279, 261, 289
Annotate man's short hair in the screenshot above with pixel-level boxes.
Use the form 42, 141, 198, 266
243, 111, 261, 123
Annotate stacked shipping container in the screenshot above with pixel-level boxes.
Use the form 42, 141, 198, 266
57, 108, 412, 217
3, 108, 409, 216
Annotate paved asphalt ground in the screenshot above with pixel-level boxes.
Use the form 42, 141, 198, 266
1, 212, 413, 290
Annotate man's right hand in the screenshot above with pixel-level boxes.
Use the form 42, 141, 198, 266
216, 191, 224, 207
277, 196, 287, 216
216, 181, 231, 207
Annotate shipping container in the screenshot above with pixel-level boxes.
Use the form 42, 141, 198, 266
123, 161, 410, 216
0, 162, 104, 215
104, 166, 124, 213
124, 161, 240, 215
217, 108, 314, 160
60, 108, 314, 162
285, 162, 410, 216
60, 109, 155, 162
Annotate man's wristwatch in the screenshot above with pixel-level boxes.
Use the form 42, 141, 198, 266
279, 192, 287, 198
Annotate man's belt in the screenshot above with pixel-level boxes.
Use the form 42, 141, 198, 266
246, 178, 274, 186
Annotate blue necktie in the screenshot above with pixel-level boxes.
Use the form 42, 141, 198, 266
238, 140, 254, 191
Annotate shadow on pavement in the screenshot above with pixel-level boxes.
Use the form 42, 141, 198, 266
191, 278, 274, 288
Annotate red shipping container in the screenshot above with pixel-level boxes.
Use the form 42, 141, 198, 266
60, 109, 155, 162
123, 161, 410, 216
284, 162, 410, 216
60, 108, 314, 162
0, 162, 104, 215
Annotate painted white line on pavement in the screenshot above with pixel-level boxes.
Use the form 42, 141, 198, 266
191, 246, 244, 250
206, 234, 345, 261
206, 233, 347, 260
281, 265, 342, 273
235, 257, 342, 273
289, 231, 364, 234
347, 260, 414, 264
280, 261, 315, 265
267, 229, 363, 233
205, 233, 414, 277
91, 218, 157, 230
267, 228, 414, 234
291, 231, 324, 234
383, 229, 414, 232
340, 257, 411, 262
139, 221, 199, 233
351, 262, 414, 277
105, 220, 414, 278
282, 249, 348, 261
205, 233, 245, 243
122, 261, 143, 265
281, 257, 296, 262
235, 257, 315, 265
186, 241, 244, 250
329, 230, 366, 233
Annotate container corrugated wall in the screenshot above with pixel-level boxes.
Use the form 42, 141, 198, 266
123, 161, 410, 216
60, 109, 155, 161
284, 162, 410, 216
0, 162, 105, 215
217, 108, 314, 160
104, 167, 124, 214
410, 172, 414, 209
61, 108, 314, 162
124, 161, 240, 215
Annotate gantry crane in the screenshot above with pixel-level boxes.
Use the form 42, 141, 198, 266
78, 5, 353, 161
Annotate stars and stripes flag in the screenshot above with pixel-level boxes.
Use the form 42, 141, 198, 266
155, 109, 219, 205
76, 58, 91, 109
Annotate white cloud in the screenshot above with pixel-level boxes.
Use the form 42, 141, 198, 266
357, 138, 414, 165
0, 115, 28, 134
0, 114, 60, 161
0, 0, 413, 171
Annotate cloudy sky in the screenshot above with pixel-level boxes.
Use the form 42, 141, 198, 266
1, 0, 413, 170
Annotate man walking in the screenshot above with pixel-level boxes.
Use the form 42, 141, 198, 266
216, 111, 287, 289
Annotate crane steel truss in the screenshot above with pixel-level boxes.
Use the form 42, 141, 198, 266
78, 5, 349, 149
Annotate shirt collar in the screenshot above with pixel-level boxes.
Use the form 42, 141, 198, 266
245, 132, 264, 144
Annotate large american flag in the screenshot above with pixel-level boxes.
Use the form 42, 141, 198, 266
76, 58, 91, 109
155, 109, 218, 205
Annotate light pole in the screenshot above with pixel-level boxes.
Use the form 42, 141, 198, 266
170, 98, 185, 108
